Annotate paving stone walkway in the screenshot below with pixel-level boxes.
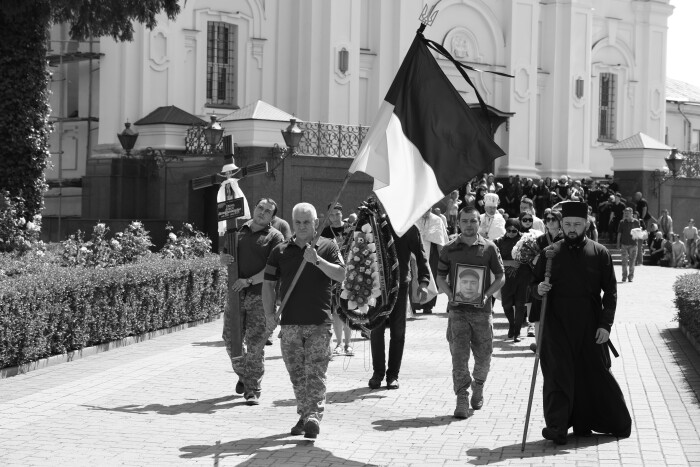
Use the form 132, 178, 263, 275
0, 265, 699, 466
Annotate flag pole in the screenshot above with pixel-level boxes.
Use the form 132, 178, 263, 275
521, 248, 556, 451
274, 172, 353, 321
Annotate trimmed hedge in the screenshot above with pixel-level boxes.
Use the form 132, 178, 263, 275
673, 272, 700, 342
0, 255, 226, 368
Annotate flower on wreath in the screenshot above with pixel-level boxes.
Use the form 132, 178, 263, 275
511, 230, 543, 269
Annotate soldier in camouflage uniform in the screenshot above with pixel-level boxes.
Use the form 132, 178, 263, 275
263, 203, 345, 439
220, 198, 284, 405
436, 207, 504, 418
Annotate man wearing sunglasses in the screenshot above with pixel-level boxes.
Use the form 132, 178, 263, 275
519, 197, 545, 234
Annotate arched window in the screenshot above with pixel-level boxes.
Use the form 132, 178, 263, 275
206, 22, 238, 107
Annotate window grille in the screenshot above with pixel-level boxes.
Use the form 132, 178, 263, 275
206, 22, 237, 107
598, 73, 617, 142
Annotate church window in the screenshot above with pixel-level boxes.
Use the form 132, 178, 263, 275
598, 73, 617, 142
207, 22, 238, 107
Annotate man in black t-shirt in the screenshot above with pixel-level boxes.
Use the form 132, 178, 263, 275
263, 203, 345, 439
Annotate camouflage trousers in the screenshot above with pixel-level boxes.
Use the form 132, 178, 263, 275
222, 291, 270, 398
445, 310, 493, 395
280, 324, 332, 423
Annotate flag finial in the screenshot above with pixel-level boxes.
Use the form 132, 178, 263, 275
418, 4, 438, 32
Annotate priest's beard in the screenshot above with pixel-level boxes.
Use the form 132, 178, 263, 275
564, 230, 586, 246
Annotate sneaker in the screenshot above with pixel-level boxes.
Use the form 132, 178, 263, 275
454, 389, 470, 419
628, 276, 633, 282
303, 419, 320, 439
235, 380, 245, 395
344, 345, 354, 356
527, 325, 535, 337
621, 276, 627, 282
542, 427, 567, 445
368, 374, 383, 389
471, 383, 484, 410
290, 418, 305, 436
514, 335, 522, 343
245, 394, 260, 406
386, 378, 399, 389
332, 345, 343, 355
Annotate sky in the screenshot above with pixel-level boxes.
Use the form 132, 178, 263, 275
667, 0, 700, 88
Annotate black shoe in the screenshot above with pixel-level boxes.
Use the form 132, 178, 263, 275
573, 427, 592, 437
290, 418, 305, 436
368, 375, 383, 389
514, 336, 522, 343
303, 419, 320, 439
507, 331, 514, 339
266, 339, 273, 346
386, 378, 399, 389
235, 380, 245, 395
542, 427, 567, 445
423, 308, 432, 314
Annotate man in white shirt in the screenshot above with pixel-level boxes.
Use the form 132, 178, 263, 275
479, 193, 506, 240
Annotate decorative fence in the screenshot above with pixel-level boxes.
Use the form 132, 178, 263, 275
297, 122, 370, 158
679, 151, 700, 178
185, 124, 225, 155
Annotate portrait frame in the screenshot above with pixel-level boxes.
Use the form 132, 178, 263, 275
452, 263, 486, 305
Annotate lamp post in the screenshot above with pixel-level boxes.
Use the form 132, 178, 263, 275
653, 148, 684, 213
117, 122, 138, 156
203, 115, 224, 152
268, 118, 304, 179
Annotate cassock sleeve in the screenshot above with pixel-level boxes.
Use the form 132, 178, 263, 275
598, 247, 617, 332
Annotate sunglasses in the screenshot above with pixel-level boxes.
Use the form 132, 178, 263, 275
545, 217, 557, 222
507, 229, 519, 233
521, 218, 533, 222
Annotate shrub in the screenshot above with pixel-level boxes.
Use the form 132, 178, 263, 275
160, 222, 212, 259
0, 255, 226, 368
0, 191, 45, 255
673, 272, 700, 342
59, 221, 153, 268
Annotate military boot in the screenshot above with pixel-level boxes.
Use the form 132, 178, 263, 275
471, 382, 484, 410
454, 389, 470, 419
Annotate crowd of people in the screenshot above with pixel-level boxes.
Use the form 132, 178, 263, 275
219, 184, 639, 446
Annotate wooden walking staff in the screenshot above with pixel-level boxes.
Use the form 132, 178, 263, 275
521, 248, 556, 451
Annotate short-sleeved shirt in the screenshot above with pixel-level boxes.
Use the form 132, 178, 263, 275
265, 236, 344, 325
236, 221, 284, 295
437, 234, 504, 313
617, 218, 640, 246
271, 216, 292, 240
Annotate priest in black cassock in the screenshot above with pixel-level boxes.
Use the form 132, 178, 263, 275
532, 201, 631, 445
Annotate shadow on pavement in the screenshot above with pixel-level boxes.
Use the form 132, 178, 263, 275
83, 394, 245, 415
180, 433, 378, 466
467, 435, 620, 464
659, 327, 700, 407
191, 341, 225, 347
327, 387, 387, 404
372, 415, 461, 431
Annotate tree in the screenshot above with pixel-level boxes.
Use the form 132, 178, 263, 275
0, 0, 181, 222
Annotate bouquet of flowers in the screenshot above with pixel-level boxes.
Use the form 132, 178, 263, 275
511, 230, 543, 269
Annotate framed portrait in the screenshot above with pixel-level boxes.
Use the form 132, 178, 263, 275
452, 264, 486, 305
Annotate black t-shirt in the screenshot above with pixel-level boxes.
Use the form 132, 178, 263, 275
237, 222, 285, 294
320, 224, 347, 245
264, 236, 343, 325
636, 199, 651, 221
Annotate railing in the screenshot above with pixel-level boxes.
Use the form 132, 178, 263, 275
185, 124, 225, 155
678, 151, 700, 178
297, 121, 370, 158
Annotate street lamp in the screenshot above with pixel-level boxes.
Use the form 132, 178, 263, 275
652, 148, 684, 198
117, 122, 138, 156
268, 118, 305, 179
203, 115, 224, 152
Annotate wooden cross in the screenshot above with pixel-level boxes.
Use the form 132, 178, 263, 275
191, 157, 270, 358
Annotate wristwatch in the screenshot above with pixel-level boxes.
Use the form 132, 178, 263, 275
246, 278, 253, 286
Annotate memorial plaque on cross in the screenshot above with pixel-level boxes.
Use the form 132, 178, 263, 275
191, 157, 270, 358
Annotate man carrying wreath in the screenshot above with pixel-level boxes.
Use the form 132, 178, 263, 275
437, 207, 504, 418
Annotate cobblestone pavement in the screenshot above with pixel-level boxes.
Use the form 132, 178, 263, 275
1, 265, 699, 466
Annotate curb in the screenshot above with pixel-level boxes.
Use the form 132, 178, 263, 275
0, 313, 223, 379
679, 322, 700, 355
